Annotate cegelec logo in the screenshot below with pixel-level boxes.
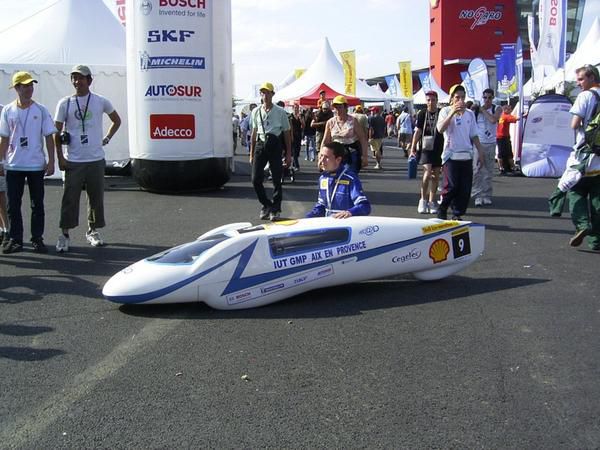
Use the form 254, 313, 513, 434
150, 114, 195, 139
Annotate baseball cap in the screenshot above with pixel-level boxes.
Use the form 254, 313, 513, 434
448, 84, 465, 97
71, 65, 92, 77
10, 71, 37, 88
354, 105, 364, 113
259, 82, 275, 93
425, 90, 438, 98
332, 95, 347, 105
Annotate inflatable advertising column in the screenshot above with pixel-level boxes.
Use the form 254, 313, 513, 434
126, 0, 232, 192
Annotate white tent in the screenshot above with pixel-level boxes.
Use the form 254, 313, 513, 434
524, 17, 600, 98
274, 38, 402, 104
413, 75, 450, 104
0, 0, 128, 175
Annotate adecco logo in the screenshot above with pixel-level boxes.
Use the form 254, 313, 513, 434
150, 114, 195, 139
459, 7, 502, 30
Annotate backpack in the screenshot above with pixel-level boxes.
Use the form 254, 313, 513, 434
583, 90, 600, 155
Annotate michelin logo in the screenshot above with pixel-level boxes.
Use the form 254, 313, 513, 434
139, 51, 205, 71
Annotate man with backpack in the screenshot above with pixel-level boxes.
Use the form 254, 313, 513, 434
566, 64, 600, 250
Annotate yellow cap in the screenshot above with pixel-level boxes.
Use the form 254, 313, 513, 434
259, 82, 275, 93
10, 71, 37, 88
332, 95, 347, 105
448, 83, 464, 97
354, 105, 364, 113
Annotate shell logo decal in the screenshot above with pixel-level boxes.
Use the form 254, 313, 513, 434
429, 239, 450, 264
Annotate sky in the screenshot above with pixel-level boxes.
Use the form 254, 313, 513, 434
0, 0, 598, 98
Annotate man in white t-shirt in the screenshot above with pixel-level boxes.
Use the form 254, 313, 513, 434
0, 104, 8, 247
565, 64, 600, 250
54, 65, 121, 252
0, 72, 56, 254
472, 88, 501, 206
436, 84, 484, 220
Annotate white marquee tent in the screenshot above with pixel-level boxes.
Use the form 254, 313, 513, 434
524, 17, 600, 98
413, 75, 450, 104
0, 0, 128, 177
274, 38, 404, 104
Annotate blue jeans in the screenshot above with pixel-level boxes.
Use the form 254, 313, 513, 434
6, 170, 46, 243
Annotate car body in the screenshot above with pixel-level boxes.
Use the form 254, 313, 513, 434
102, 216, 485, 309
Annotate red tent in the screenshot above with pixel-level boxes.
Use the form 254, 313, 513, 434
288, 82, 361, 107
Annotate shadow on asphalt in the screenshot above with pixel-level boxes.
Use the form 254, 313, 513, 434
118, 275, 549, 320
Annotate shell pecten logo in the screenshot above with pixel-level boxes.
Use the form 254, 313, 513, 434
429, 239, 450, 264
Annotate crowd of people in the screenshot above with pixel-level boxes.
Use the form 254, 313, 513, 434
236, 66, 599, 250
1, 64, 597, 255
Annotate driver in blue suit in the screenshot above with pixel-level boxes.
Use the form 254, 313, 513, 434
306, 141, 371, 219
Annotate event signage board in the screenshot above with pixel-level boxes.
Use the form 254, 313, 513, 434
126, 0, 232, 191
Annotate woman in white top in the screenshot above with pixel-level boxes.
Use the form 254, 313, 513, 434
321, 95, 368, 173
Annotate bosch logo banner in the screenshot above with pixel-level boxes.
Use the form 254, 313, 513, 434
147, 30, 195, 43
139, 51, 205, 70
145, 85, 202, 99
150, 114, 195, 139
459, 7, 502, 30
160, 0, 205, 7
158, 0, 206, 17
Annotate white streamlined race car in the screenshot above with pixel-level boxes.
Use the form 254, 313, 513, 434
102, 216, 485, 309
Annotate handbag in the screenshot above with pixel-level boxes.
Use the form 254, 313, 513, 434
421, 110, 438, 151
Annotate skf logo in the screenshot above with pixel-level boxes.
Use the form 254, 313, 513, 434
150, 114, 195, 139
159, 0, 205, 8
145, 85, 202, 98
147, 30, 195, 43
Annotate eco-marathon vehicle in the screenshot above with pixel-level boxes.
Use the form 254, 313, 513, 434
103, 216, 485, 309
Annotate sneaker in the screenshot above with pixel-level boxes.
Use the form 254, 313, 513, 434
374, 163, 381, 170
483, 198, 492, 205
569, 228, 589, 247
452, 215, 462, 221
436, 209, 448, 220
417, 198, 429, 214
2, 239, 23, 254
269, 210, 280, 221
86, 230, 104, 247
428, 201, 438, 214
474, 197, 483, 207
31, 238, 48, 253
56, 234, 70, 253
0, 230, 6, 247
259, 206, 271, 220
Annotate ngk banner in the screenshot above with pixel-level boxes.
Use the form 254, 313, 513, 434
126, 0, 232, 161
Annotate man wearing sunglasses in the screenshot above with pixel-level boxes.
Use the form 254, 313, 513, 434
472, 88, 501, 207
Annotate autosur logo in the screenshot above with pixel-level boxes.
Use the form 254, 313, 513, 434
145, 85, 202, 99
150, 114, 195, 139
140, 0, 152, 15
459, 7, 502, 30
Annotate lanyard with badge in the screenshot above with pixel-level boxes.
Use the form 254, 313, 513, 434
76, 94, 91, 145
325, 167, 347, 214
17, 103, 33, 149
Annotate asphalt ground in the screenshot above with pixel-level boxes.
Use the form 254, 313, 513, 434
1, 140, 599, 449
